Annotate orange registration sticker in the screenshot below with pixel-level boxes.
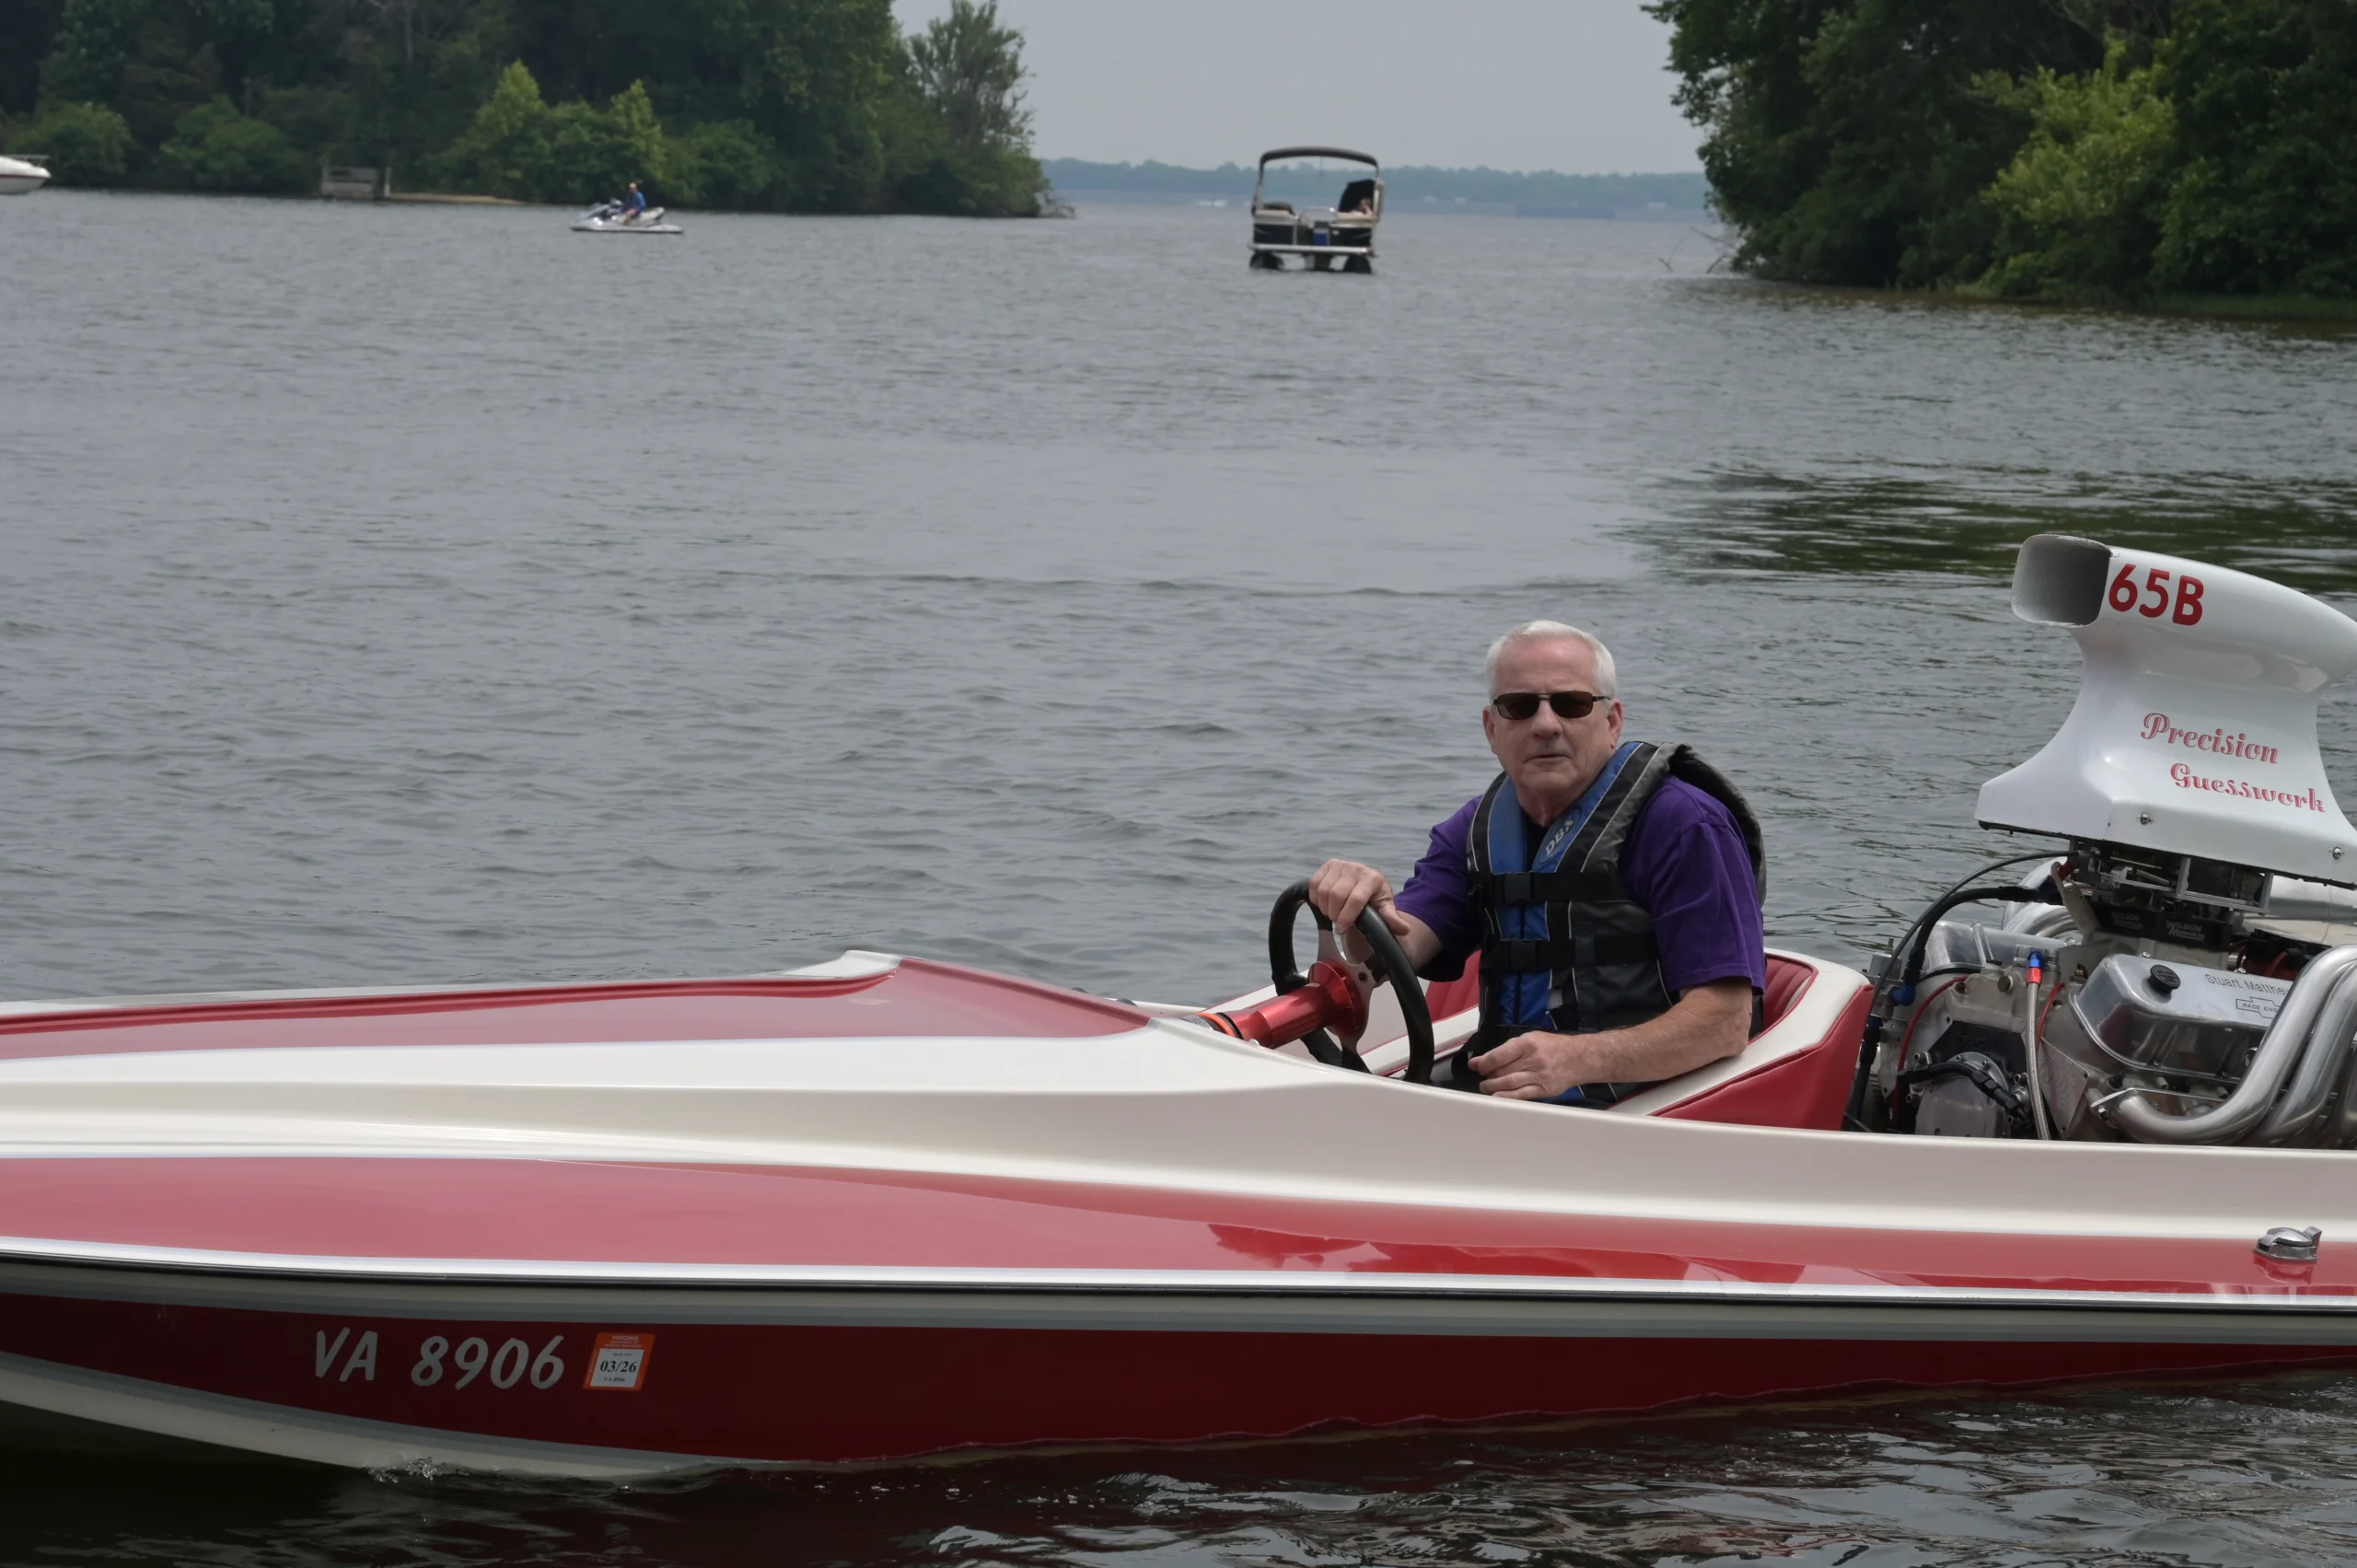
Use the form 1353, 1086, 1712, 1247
583, 1332, 654, 1391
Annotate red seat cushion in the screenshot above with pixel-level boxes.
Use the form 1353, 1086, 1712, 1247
1759, 955, 1813, 1031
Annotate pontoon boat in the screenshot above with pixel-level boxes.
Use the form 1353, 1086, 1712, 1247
1248, 147, 1380, 273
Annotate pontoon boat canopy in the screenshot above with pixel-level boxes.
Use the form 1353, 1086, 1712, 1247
1258, 146, 1378, 168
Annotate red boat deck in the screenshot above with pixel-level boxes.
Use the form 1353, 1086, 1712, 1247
0, 958, 1145, 1064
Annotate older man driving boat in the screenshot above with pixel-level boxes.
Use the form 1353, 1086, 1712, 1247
1309, 621, 1765, 1103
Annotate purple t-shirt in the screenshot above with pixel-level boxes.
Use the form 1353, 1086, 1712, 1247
1394, 776, 1766, 996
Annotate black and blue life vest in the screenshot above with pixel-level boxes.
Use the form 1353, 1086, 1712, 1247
1451, 740, 1765, 1104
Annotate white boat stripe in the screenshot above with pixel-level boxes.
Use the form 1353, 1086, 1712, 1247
0, 1236, 2351, 1325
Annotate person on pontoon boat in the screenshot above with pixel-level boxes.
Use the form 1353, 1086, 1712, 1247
1309, 621, 1765, 1104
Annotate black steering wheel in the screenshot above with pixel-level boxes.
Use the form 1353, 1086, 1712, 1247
1268, 878, 1435, 1086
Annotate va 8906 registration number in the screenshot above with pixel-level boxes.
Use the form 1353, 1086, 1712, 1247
310, 1327, 654, 1392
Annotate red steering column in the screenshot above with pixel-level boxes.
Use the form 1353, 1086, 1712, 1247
1197, 879, 1435, 1085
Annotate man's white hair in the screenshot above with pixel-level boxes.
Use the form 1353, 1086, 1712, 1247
1484, 621, 1618, 697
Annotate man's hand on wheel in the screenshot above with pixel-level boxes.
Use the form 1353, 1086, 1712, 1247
1307, 860, 1413, 939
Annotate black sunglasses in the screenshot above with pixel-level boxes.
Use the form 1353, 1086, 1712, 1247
1491, 691, 1607, 722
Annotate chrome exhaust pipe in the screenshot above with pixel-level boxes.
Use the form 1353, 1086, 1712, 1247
2108, 944, 2357, 1144
2249, 963, 2357, 1145
2314, 1023, 2357, 1148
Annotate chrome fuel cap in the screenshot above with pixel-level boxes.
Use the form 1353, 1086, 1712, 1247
2257, 1225, 2322, 1262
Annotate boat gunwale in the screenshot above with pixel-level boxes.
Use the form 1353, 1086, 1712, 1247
3, 1234, 2353, 1318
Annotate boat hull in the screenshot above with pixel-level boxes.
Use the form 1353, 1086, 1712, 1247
6, 955, 2354, 1474
7, 1252, 2357, 1475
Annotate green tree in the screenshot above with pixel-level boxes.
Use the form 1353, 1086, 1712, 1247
1, 0, 67, 117
1980, 42, 2177, 301
724, 0, 895, 209
431, 56, 547, 193
157, 95, 312, 189
343, 0, 514, 176
1649, 0, 2158, 285
24, 0, 1049, 215
435, 62, 665, 202
39, 0, 146, 107
250, 83, 359, 165
2152, 0, 2357, 297
667, 118, 773, 206
533, 78, 665, 202
883, 0, 1043, 215
6, 98, 134, 181
498, 0, 899, 209
905, 0, 1027, 159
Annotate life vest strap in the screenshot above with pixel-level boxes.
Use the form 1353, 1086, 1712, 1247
1485, 869, 1626, 905
1482, 930, 1660, 971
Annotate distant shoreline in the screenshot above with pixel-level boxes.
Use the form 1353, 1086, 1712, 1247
1771, 278, 2357, 325
381, 192, 530, 206
1062, 189, 1715, 224
1042, 157, 1711, 220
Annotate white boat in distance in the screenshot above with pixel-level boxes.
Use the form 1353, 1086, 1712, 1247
0, 155, 52, 196
572, 201, 681, 234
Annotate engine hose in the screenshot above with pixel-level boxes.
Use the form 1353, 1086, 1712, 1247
1898, 886, 2051, 986
1886, 853, 2068, 992
1840, 855, 2064, 1131
2023, 951, 2052, 1140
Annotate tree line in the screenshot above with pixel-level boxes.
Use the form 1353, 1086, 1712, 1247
0, 0, 1049, 215
1648, 0, 2354, 302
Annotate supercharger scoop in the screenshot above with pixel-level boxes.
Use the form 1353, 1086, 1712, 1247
1871, 534, 2357, 1146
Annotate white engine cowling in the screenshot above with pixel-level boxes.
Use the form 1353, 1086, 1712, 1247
1976, 533, 2357, 886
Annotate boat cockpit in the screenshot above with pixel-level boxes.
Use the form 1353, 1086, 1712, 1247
1184, 880, 1865, 1131
1188, 533, 2357, 1156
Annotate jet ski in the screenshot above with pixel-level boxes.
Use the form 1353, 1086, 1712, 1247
3, 535, 2356, 1477
571, 201, 681, 234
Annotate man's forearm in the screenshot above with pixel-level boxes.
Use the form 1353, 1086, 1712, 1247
1471, 978, 1753, 1098
1556, 982, 1749, 1082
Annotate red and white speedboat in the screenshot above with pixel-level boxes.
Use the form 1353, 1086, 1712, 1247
7, 533, 2357, 1477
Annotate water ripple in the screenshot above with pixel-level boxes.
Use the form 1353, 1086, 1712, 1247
6, 194, 2357, 1556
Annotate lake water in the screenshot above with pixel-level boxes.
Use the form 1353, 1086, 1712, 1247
6, 192, 2357, 1562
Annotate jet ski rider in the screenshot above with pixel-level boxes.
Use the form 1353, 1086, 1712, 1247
622, 181, 646, 220
1308, 621, 1765, 1104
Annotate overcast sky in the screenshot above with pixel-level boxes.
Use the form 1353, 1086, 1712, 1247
891, 0, 1703, 174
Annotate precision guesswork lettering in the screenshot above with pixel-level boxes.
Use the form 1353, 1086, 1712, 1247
2168, 762, 2327, 812
2142, 713, 2280, 764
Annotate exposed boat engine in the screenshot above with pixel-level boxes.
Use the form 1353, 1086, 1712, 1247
1859, 534, 2357, 1145
1865, 851, 2357, 1144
